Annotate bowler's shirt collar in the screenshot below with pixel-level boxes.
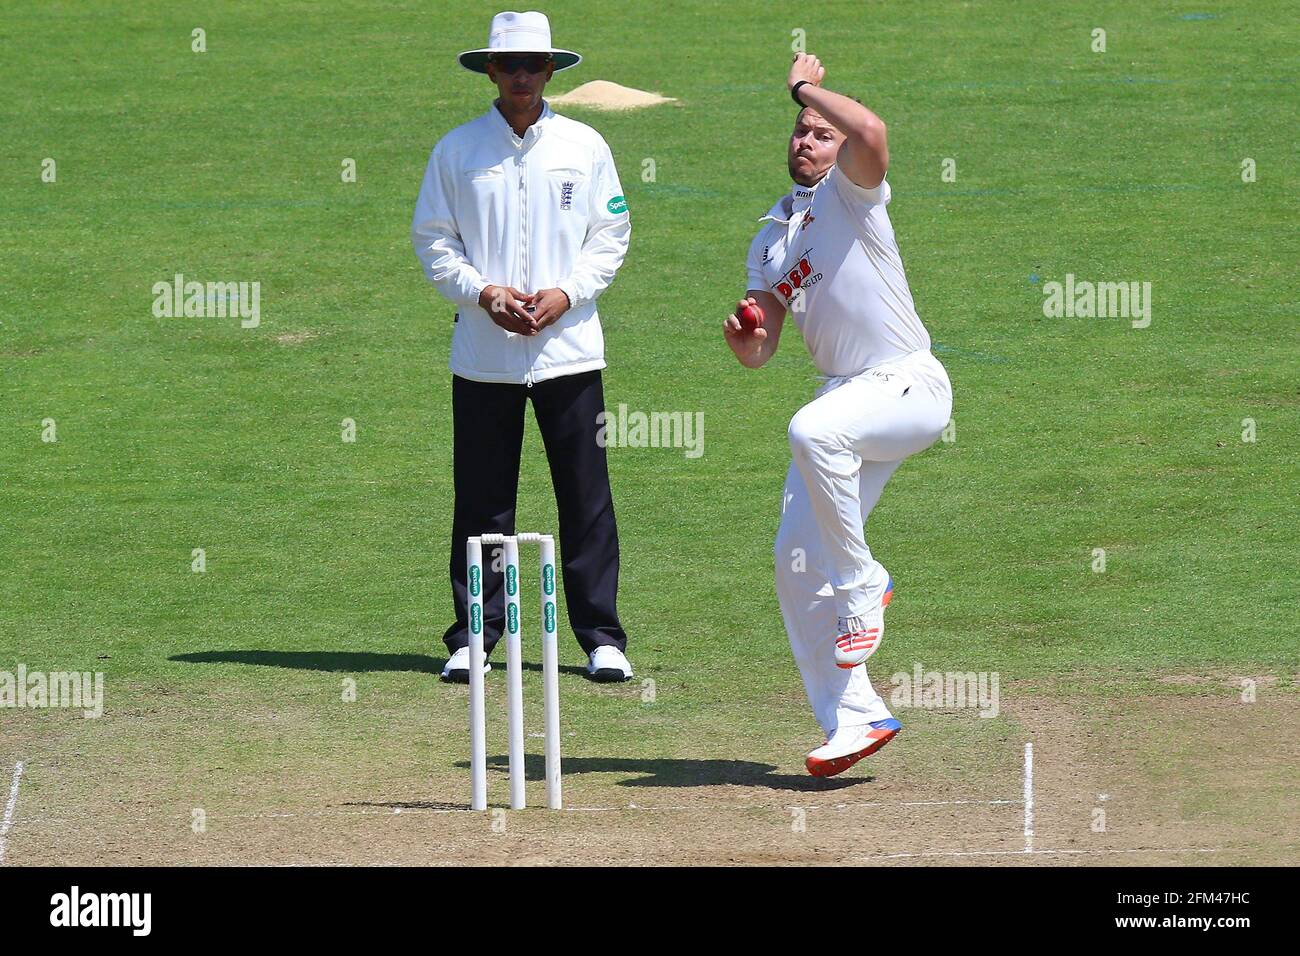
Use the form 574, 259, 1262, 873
760, 175, 825, 224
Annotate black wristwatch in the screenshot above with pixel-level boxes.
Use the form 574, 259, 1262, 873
791, 80, 811, 105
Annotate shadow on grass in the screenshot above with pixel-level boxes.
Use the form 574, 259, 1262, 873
170, 650, 446, 674
444, 753, 869, 793
169, 650, 589, 678
171, 652, 847, 795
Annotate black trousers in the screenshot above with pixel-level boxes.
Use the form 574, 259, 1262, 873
443, 370, 628, 656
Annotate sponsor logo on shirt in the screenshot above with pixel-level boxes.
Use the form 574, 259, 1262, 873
773, 250, 824, 303
560, 180, 574, 210
607, 195, 627, 214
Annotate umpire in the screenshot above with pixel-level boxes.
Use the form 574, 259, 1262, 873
412, 11, 633, 682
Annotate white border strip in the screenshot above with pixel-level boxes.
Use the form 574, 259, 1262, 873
0, 761, 25, 865
1023, 742, 1034, 853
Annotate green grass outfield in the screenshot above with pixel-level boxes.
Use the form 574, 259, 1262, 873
0, 1, 1296, 857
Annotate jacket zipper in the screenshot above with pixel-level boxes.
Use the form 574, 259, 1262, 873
518, 139, 534, 387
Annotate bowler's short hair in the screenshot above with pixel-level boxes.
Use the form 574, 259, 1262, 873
796, 97, 863, 125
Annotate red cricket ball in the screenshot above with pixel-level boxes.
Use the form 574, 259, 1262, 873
737, 302, 764, 333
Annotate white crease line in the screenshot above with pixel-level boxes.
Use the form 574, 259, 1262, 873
857, 846, 1223, 862
0, 761, 25, 865
1023, 742, 1034, 853
236, 808, 469, 819
13, 797, 1024, 824
210, 801, 1021, 820
795, 798, 1022, 811
560, 798, 1022, 814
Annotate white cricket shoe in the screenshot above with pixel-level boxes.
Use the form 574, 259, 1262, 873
586, 646, 633, 682
440, 646, 491, 683
805, 718, 903, 777
834, 577, 894, 669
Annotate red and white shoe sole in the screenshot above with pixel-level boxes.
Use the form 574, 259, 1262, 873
805, 726, 900, 778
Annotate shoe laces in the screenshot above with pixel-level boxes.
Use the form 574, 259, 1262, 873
836, 615, 869, 638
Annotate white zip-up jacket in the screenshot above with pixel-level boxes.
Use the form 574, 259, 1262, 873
411, 100, 630, 385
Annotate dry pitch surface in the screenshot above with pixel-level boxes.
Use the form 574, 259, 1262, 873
4, 676, 1296, 866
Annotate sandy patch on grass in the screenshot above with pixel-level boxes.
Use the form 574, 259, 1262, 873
273, 330, 319, 346
549, 80, 676, 110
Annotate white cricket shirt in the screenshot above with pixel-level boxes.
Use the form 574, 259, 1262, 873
746, 166, 931, 377
412, 100, 630, 385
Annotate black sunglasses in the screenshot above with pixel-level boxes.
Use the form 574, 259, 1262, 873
489, 53, 553, 75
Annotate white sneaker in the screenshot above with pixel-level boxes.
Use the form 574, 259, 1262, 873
834, 577, 894, 669
586, 646, 633, 682
805, 718, 903, 777
440, 646, 491, 683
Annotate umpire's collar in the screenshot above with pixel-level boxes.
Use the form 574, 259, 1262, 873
490, 98, 555, 147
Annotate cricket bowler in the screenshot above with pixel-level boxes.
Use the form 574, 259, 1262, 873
723, 54, 953, 776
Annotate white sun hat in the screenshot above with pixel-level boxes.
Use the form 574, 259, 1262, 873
458, 11, 582, 74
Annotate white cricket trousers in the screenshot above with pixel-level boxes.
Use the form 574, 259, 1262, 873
775, 348, 952, 734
